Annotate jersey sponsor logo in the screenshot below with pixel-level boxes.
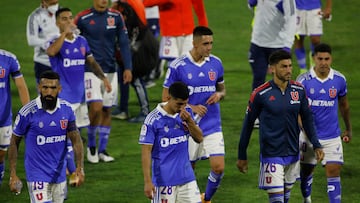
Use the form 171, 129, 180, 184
160, 135, 187, 148
36, 135, 66, 145
308, 98, 335, 107
188, 85, 216, 95
0, 68, 5, 78
60, 119, 68, 130
329, 88, 337, 98
290, 91, 300, 104
63, 58, 86, 67
106, 16, 116, 29
208, 71, 216, 81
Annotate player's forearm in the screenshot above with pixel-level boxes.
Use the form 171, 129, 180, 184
15, 77, 30, 105
46, 34, 66, 56
87, 57, 106, 80
141, 145, 152, 183
187, 120, 203, 143
8, 135, 21, 176
69, 130, 84, 168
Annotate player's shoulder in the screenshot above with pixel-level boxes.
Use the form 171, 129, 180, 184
19, 100, 38, 117
169, 55, 188, 69
289, 80, 305, 91
209, 54, 223, 63
29, 7, 44, 17
144, 108, 162, 125
59, 99, 73, 109
0, 49, 17, 60
108, 8, 122, 15
332, 68, 347, 81
75, 8, 93, 20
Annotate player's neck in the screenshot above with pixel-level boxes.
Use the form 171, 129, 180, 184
190, 49, 205, 63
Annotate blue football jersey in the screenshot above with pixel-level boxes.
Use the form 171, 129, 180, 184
163, 53, 224, 136
49, 35, 91, 104
13, 97, 76, 183
0, 49, 23, 126
139, 103, 196, 186
297, 68, 347, 139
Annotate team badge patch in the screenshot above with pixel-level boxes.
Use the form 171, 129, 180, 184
0, 68, 5, 78
60, 119, 68, 130
290, 91, 299, 101
187, 73, 192, 79
329, 88, 337, 98
208, 71, 216, 81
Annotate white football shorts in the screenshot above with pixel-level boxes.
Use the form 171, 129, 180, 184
0, 125, 12, 150
300, 131, 344, 166
152, 180, 201, 203
84, 72, 118, 107
258, 161, 299, 193
159, 35, 193, 60
27, 181, 67, 203
188, 132, 225, 162
69, 102, 89, 128
296, 8, 323, 36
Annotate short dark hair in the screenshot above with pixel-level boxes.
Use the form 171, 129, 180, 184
314, 43, 332, 55
169, 82, 189, 100
268, 50, 292, 65
40, 70, 60, 81
55, 7, 71, 19
193, 26, 213, 37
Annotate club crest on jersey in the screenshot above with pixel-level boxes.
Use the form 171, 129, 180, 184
329, 88, 337, 98
208, 71, 216, 81
290, 91, 300, 104
80, 46, 86, 56
39, 122, 44, 128
0, 68, 5, 78
106, 16, 115, 29
60, 119, 68, 130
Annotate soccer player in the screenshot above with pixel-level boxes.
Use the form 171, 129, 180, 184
75, 0, 133, 163
162, 26, 226, 203
237, 50, 324, 203
248, 0, 297, 91
296, 43, 351, 203
0, 49, 30, 187
8, 71, 85, 202
26, 0, 60, 83
140, 81, 203, 202
143, 0, 208, 62
294, 0, 332, 74
46, 7, 111, 183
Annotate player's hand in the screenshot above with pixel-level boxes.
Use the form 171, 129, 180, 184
314, 148, 324, 162
236, 160, 248, 174
179, 108, 191, 123
191, 105, 207, 117
206, 92, 223, 105
73, 167, 85, 187
123, 69, 132, 84
341, 130, 352, 143
9, 175, 21, 194
103, 78, 112, 93
144, 181, 155, 200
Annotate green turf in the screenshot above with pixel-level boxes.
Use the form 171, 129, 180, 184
0, 0, 359, 202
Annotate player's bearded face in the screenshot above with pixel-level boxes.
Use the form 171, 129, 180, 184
40, 94, 58, 110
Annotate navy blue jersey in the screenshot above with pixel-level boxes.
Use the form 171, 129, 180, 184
238, 80, 321, 160
75, 8, 132, 73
